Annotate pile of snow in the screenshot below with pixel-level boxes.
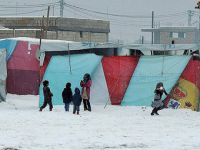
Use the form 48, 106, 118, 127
0, 94, 200, 150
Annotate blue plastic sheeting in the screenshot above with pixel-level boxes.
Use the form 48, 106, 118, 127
0, 39, 17, 60
121, 56, 191, 106
39, 54, 102, 106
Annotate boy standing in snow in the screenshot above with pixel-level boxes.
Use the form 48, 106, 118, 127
72, 88, 82, 115
62, 82, 73, 111
40, 80, 53, 111
151, 82, 168, 115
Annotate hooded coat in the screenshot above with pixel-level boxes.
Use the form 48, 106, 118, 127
80, 80, 92, 99
72, 88, 82, 106
62, 85, 72, 103
43, 86, 53, 102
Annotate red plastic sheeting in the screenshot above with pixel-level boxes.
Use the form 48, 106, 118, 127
7, 41, 39, 71
7, 41, 40, 95
40, 54, 52, 81
7, 69, 40, 95
102, 56, 139, 105
181, 58, 200, 90
164, 57, 200, 111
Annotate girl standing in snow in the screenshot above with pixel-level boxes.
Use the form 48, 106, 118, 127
72, 87, 82, 115
80, 73, 92, 111
62, 82, 73, 111
151, 82, 168, 115
40, 80, 53, 111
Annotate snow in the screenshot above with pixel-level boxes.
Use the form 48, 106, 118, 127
0, 94, 200, 150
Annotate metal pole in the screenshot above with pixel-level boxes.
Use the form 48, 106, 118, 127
60, 0, 64, 17
68, 43, 72, 74
39, 16, 45, 51
45, 6, 50, 39
151, 11, 154, 44
187, 10, 192, 26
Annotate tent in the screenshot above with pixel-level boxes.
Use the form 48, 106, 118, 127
0, 49, 7, 101
121, 55, 191, 106
39, 54, 102, 106
7, 40, 40, 95
0, 38, 40, 95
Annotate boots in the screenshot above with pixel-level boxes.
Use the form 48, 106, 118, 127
77, 111, 79, 115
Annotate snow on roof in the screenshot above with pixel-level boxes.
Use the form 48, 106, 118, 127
2, 37, 199, 52
0, 25, 9, 30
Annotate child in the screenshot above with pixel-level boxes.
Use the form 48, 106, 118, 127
151, 82, 168, 115
40, 80, 53, 111
80, 73, 92, 111
62, 82, 72, 111
72, 88, 82, 115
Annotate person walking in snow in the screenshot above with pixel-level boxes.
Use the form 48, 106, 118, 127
62, 82, 73, 111
80, 73, 92, 111
40, 80, 53, 111
72, 87, 82, 115
151, 82, 168, 115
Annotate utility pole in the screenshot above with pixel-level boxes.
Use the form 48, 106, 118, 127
151, 11, 154, 44
52, 5, 55, 16
45, 6, 50, 39
39, 16, 45, 51
187, 10, 194, 26
141, 36, 144, 44
60, 0, 64, 17
16, 2, 18, 16
195, 1, 200, 29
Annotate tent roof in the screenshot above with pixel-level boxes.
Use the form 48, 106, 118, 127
3, 37, 200, 52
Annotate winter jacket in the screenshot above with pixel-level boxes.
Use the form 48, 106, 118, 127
72, 88, 82, 106
154, 88, 168, 101
43, 86, 53, 101
80, 80, 92, 99
62, 88, 72, 103
152, 88, 168, 108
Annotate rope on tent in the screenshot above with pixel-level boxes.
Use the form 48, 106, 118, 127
161, 55, 164, 76
68, 43, 72, 74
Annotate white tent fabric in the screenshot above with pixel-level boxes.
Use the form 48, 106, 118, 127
4, 37, 199, 52
125, 44, 199, 51
90, 62, 110, 105
0, 49, 7, 101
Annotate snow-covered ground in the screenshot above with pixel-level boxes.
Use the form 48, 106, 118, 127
0, 94, 200, 150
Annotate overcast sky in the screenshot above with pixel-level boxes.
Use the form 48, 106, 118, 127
0, 0, 198, 42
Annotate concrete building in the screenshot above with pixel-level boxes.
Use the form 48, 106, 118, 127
142, 26, 199, 44
0, 16, 110, 42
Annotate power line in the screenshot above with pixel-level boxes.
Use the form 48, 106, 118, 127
66, 6, 151, 27
0, 1, 60, 8
64, 2, 188, 20
0, 8, 48, 16
64, 2, 152, 19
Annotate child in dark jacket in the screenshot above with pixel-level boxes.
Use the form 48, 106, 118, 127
40, 80, 53, 111
72, 88, 82, 115
62, 82, 72, 111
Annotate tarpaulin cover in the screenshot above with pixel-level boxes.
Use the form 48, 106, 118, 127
165, 57, 200, 111
40, 54, 51, 81
90, 63, 110, 105
39, 54, 102, 106
0, 39, 17, 60
7, 41, 39, 71
121, 56, 191, 106
102, 56, 139, 105
0, 49, 7, 101
7, 41, 40, 95
7, 70, 39, 95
